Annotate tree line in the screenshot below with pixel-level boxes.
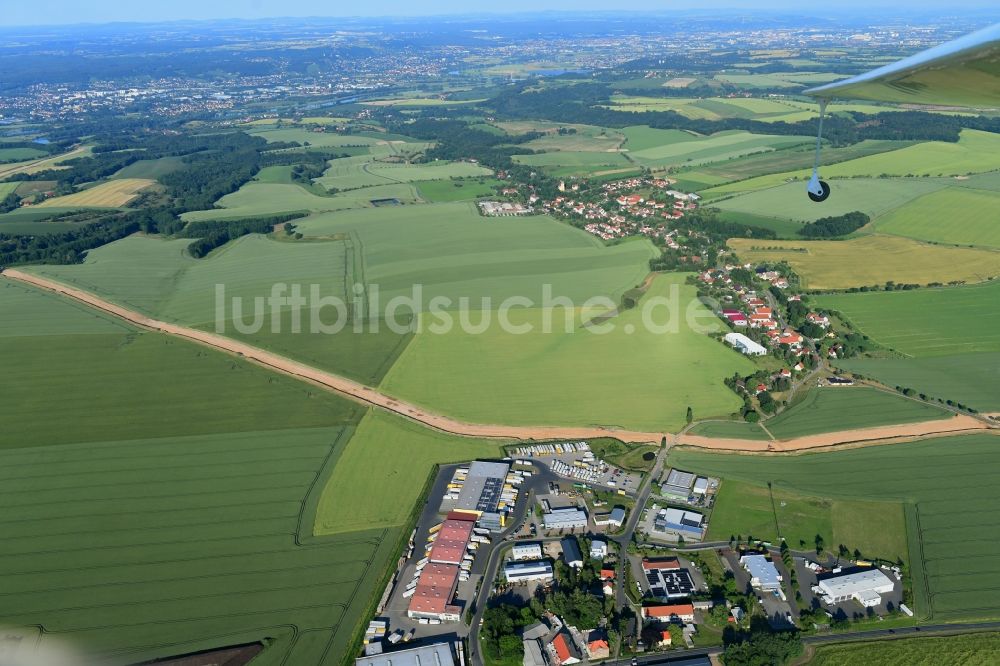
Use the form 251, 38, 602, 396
488, 82, 1000, 146
799, 211, 870, 238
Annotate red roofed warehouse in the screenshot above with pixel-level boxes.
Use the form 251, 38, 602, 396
407, 563, 462, 622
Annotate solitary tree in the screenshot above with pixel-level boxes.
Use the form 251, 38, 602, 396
686, 406, 694, 424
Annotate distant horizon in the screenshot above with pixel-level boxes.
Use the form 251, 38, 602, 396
1, 2, 995, 28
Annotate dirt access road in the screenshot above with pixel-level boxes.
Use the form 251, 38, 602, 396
4, 268, 992, 450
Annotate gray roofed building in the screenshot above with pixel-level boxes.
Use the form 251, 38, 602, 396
543, 506, 588, 530
522, 620, 550, 641
817, 569, 895, 607
523, 638, 549, 666
740, 554, 782, 591
561, 536, 584, 569
505, 560, 554, 583
355, 641, 455, 666
455, 461, 511, 513
610, 506, 626, 525
661, 468, 695, 499
655, 507, 705, 538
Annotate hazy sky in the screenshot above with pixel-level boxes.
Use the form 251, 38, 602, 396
1, 0, 992, 27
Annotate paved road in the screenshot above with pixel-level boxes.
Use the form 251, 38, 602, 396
803, 620, 1000, 645
466, 469, 552, 665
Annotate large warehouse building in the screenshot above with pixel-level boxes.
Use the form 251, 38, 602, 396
724, 332, 767, 356
504, 560, 554, 583
407, 511, 478, 622
543, 506, 588, 530
740, 554, 782, 592
455, 461, 511, 513
654, 507, 705, 539
816, 569, 895, 608
407, 563, 462, 622
428, 514, 476, 565
355, 641, 456, 666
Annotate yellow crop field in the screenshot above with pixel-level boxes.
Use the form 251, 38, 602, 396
39, 178, 155, 208
0, 146, 92, 180
728, 235, 1000, 289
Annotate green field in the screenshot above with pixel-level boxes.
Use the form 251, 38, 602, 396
704, 479, 907, 562
293, 202, 658, 307
688, 420, 771, 440
728, 235, 1000, 290
379, 274, 754, 433
625, 130, 811, 169
622, 126, 699, 151
673, 433, 1000, 621
112, 156, 186, 179
816, 281, 1000, 357
0, 278, 522, 664
0, 181, 20, 198
512, 149, 633, 176
416, 177, 503, 202
763, 387, 951, 440
712, 210, 806, 237
608, 97, 871, 124
587, 438, 661, 473
711, 178, 950, 224
0, 206, 87, 235
703, 131, 1000, 197
0, 281, 359, 449
181, 181, 422, 220
0, 280, 411, 664
249, 126, 384, 147
807, 631, 1000, 665
311, 155, 491, 191
834, 353, 1000, 413
315, 410, 505, 535
816, 282, 1000, 410
687, 140, 913, 190
29, 202, 657, 384
874, 187, 1000, 248
521, 124, 626, 152
0, 146, 47, 161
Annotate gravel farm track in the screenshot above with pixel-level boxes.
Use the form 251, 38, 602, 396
4, 268, 993, 451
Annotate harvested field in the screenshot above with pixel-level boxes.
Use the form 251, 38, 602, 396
39, 178, 155, 208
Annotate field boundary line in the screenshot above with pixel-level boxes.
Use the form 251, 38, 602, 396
4, 269, 993, 450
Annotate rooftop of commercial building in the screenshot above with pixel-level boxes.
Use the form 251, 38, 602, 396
818, 569, 894, 596
741, 554, 781, 587
408, 564, 460, 616
355, 642, 455, 666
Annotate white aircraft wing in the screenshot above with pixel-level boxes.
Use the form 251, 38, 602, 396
805, 22, 1000, 108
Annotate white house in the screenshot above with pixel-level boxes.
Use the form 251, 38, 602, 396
590, 538, 608, 560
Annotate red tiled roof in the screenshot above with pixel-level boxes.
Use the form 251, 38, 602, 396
430, 518, 475, 564
553, 633, 571, 662
641, 557, 680, 570
408, 563, 460, 615
642, 603, 695, 618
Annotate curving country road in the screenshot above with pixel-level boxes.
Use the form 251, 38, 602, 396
3, 268, 993, 449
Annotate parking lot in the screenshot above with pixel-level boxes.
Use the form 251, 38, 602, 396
525, 451, 642, 495
720, 549, 795, 630
794, 557, 904, 621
